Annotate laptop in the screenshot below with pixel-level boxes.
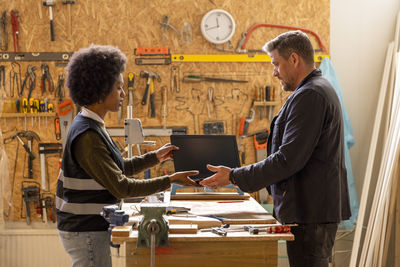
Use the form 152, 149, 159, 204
170, 135, 241, 181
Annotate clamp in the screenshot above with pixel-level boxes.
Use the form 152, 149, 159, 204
101, 205, 129, 250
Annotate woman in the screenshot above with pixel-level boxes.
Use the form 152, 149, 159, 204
56, 45, 198, 267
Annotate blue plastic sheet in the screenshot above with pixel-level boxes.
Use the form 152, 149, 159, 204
320, 58, 359, 230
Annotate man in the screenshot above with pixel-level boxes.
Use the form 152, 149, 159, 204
200, 31, 351, 267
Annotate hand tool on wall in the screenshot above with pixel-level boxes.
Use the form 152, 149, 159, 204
265, 85, 275, 120
0, 11, 7, 51
135, 48, 170, 56
161, 85, 168, 128
127, 72, 135, 105
43, 0, 56, 41
20, 65, 36, 100
206, 87, 217, 119
54, 117, 61, 140
15, 98, 20, 112
239, 100, 255, 136
55, 74, 65, 103
39, 142, 62, 191
181, 21, 192, 45
170, 66, 180, 93
203, 121, 225, 134
140, 70, 161, 106
183, 75, 248, 83
21, 181, 41, 225
62, 0, 75, 38
57, 99, 74, 150
149, 79, 156, 117
0, 65, 6, 97
10, 10, 19, 52
4, 132, 36, 179
10, 62, 21, 97
40, 63, 54, 95
159, 15, 181, 43
236, 23, 327, 53
15, 132, 40, 179
40, 193, 56, 223
134, 47, 171, 65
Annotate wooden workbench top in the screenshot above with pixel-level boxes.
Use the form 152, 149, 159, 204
112, 195, 294, 244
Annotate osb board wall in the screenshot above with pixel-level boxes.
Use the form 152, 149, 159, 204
0, 0, 329, 222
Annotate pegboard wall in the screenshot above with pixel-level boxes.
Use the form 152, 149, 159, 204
0, 0, 330, 222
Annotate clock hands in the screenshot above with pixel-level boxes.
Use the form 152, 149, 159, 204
206, 17, 220, 31
206, 25, 219, 31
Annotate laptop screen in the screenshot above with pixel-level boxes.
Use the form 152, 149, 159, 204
170, 135, 240, 181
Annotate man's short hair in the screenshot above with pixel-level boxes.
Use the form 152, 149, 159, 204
66, 44, 127, 107
262, 30, 314, 65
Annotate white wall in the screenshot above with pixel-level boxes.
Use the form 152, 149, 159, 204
331, 1, 400, 207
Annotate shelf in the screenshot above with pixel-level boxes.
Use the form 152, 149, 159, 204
0, 113, 57, 118
253, 101, 279, 106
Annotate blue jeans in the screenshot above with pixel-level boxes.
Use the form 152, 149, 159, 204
286, 223, 338, 267
58, 230, 112, 267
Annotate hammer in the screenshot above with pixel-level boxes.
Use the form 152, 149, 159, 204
140, 70, 161, 107
43, 0, 56, 41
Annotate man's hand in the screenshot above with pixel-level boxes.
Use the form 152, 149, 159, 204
155, 143, 178, 162
199, 165, 231, 189
169, 170, 200, 187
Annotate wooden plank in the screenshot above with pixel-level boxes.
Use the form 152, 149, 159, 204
382, 159, 400, 266
350, 41, 395, 267
396, 165, 400, 266
362, 52, 400, 266
169, 224, 198, 234
168, 216, 222, 229
112, 226, 132, 238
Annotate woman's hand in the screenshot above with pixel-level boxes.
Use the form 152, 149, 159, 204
155, 143, 178, 162
169, 170, 200, 187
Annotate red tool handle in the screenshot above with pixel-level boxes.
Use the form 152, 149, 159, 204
57, 99, 73, 116
265, 225, 291, 234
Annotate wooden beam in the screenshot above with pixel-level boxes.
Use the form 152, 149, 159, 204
349, 41, 395, 267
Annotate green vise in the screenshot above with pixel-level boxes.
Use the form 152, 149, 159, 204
137, 203, 169, 247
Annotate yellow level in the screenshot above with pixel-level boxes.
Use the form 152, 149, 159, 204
171, 54, 329, 63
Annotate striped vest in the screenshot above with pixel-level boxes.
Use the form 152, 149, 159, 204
56, 114, 124, 232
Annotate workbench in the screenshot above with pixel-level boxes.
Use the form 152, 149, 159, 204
112, 193, 294, 267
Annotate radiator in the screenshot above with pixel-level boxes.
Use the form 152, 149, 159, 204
0, 228, 126, 267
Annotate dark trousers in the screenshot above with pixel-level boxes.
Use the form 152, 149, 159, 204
286, 223, 338, 267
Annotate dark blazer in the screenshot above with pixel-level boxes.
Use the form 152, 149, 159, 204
231, 69, 351, 224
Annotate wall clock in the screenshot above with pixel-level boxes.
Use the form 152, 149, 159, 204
200, 9, 235, 45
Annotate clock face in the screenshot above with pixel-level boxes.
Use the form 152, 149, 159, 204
201, 9, 235, 44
